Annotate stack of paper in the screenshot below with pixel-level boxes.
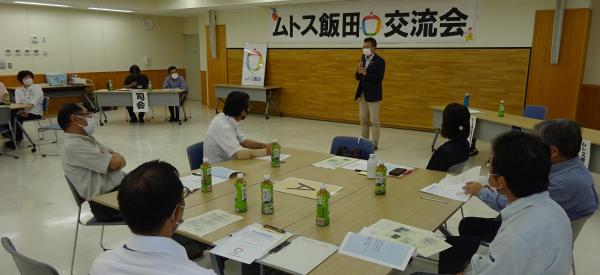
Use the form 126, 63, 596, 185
255, 154, 291, 162
420, 166, 482, 202
360, 219, 450, 257
178, 209, 243, 237
340, 160, 415, 176
181, 167, 239, 191
338, 232, 415, 271
210, 223, 293, 264
260, 236, 338, 275
313, 156, 358, 169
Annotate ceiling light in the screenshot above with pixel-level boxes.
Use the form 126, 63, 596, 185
13, 1, 70, 8
88, 7, 133, 13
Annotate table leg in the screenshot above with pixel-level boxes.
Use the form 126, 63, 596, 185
209, 253, 226, 275
17, 121, 36, 153
178, 105, 182, 125
96, 95, 107, 126
265, 91, 271, 120
83, 92, 98, 112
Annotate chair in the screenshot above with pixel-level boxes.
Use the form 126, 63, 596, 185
0, 106, 18, 159
187, 142, 204, 170
65, 176, 125, 275
1, 237, 59, 275
329, 136, 375, 160
571, 214, 592, 275
34, 97, 61, 157
523, 105, 547, 120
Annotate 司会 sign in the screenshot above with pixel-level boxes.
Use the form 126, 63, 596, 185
269, 0, 478, 43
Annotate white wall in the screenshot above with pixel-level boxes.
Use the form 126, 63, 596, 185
0, 3, 186, 75
584, 0, 600, 84
214, 0, 591, 49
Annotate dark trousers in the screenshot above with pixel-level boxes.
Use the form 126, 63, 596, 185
89, 201, 123, 222
439, 236, 482, 274
126, 107, 145, 121
11, 112, 42, 142
168, 92, 187, 120
458, 216, 502, 243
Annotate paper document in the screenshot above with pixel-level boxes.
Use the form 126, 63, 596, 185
274, 177, 343, 199
341, 160, 415, 176
180, 175, 228, 191
338, 232, 415, 271
210, 223, 293, 264
255, 154, 291, 162
211, 167, 240, 179
468, 108, 481, 114
420, 166, 482, 202
260, 236, 338, 275
363, 219, 451, 257
178, 209, 243, 237
313, 156, 358, 169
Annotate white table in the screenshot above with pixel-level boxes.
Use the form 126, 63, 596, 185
94, 89, 185, 125
215, 84, 281, 119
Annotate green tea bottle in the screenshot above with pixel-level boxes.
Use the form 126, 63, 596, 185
148, 80, 153, 91
316, 184, 330, 226
271, 139, 281, 168
200, 158, 212, 193
234, 173, 247, 213
498, 100, 505, 117
261, 175, 274, 215
375, 161, 387, 195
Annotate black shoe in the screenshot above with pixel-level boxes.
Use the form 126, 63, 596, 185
129, 119, 138, 123
374, 145, 379, 151
139, 118, 145, 123
469, 148, 479, 157
4, 141, 16, 149
169, 117, 177, 122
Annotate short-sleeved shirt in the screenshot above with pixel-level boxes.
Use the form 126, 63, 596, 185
15, 84, 44, 116
91, 235, 216, 275
162, 75, 188, 92
124, 73, 150, 89
62, 133, 125, 200
203, 113, 246, 163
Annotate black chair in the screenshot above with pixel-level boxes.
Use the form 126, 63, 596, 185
1, 237, 59, 275
187, 142, 204, 170
64, 176, 125, 275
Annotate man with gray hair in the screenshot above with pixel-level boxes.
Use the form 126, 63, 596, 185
459, 119, 598, 242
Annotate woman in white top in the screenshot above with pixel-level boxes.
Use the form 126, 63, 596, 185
5, 70, 44, 149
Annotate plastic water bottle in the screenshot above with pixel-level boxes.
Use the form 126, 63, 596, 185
498, 100, 505, 117
261, 175, 274, 215
148, 80, 153, 91
375, 161, 387, 195
271, 139, 281, 168
200, 158, 212, 193
367, 154, 377, 179
107, 80, 113, 91
234, 173, 247, 213
316, 184, 330, 226
463, 93, 470, 107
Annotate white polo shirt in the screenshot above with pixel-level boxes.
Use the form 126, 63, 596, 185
15, 84, 44, 116
204, 113, 246, 163
91, 235, 216, 275
467, 191, 572, 275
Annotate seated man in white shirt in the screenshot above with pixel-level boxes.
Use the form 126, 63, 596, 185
414, 131, 572, 275
5, 70, 45, 149
91, 160, 216, 275
204, 91, 272, 163
59, 103, 126, 222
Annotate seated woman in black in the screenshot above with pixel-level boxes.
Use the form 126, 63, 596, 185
426, 103, 471, 172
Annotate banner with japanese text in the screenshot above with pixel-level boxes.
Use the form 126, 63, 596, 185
132, 91, 149, 113
269, 0, 478, 43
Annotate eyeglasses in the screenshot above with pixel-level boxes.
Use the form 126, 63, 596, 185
183, 187, 193, 198
75, 113, 93, 118
485, 158, 501, 177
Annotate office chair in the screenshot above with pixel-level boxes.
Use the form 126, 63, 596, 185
330, 136, 375, 160
187, 142, 204, 170
0, 106, 18, 159
1, 237, 59, 275
523, 105, 548, 120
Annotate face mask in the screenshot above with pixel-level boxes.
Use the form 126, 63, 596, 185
23, 78, 33, 86
77, 116, 96, 136
362, 48, 372, 57
170, 73, 179, 80
171, 204, 185, 232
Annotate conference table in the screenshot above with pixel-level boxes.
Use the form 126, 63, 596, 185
93, 88, 186, 125
92, 147, 462, 275
215, 84, 282, 119
7, 83, 95, 112
431, 106, 600, 174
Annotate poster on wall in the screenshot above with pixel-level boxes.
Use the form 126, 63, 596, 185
241, 43, 268, 86
269, 0, 478, 43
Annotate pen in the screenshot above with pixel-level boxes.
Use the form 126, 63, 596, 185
420, 196, 448, 204
263, 224, 285, 233
268, 240, 291, 254
192, 172, 202, 176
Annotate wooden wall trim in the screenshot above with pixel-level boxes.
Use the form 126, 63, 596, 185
577, 84, 600, 130
201, 70, 208, 105
227, 48, 530, 130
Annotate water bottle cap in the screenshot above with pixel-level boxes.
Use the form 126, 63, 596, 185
500, 100, 504, 103
465, 93, 469, 96
378, 161, 385, 165
264, 174, 271, 180
202, 157, 209, 162
369, 154, 375, 158
320, 184, 327, 190
237, 173, 243, 179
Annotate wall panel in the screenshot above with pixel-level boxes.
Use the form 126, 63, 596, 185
577, 85, 600, 130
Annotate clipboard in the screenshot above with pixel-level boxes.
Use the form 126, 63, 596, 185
258, 235, 338, 275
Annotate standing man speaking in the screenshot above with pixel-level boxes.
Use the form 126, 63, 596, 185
355, 37, 385, 149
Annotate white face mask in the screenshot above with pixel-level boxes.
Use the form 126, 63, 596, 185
170, 73, 179, 80
171, 204, 185, 232
23, 78, 33, 86
77, 116, 97, 136
362, 48, 372, 57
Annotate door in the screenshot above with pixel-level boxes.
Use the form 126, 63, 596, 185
185, 34, 202, 101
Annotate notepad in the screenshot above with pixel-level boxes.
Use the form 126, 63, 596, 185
260, 236, 338, 275
338, 232, 415, 271
182, 167, 239, 192
420, 166, 482, 202
255, 154, 291, 161
313, 156, 358, 169
178, 209, 243, 238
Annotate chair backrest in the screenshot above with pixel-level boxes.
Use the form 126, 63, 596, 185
447, 161, 468, 174
1, 237, 60, 275
571, 214, 592, 242
64, 175, 85, 207
0, 106, 10, 125
187, 142, 204, 170
329, 136, 375, 160
42, 96, 50, 113
523, 105, 547, 120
